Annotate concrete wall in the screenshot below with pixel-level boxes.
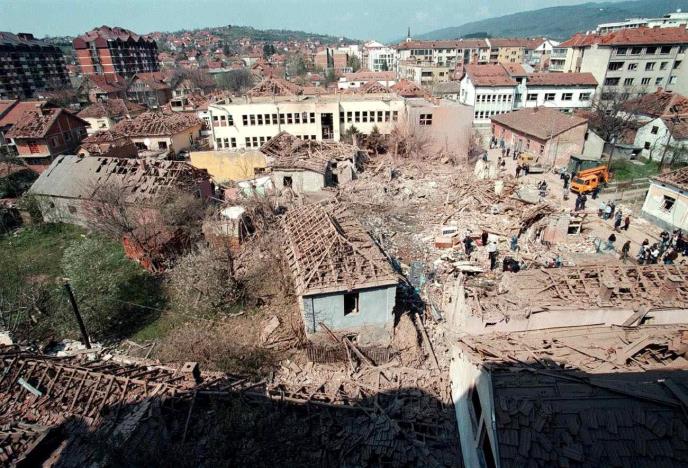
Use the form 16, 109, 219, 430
189, 150, 266, 183
492, 121, 587, 166
271, 169, 325, 193
35, 196, 87, 226
634, 118, 688, 162
583, 130, 606, 160
83, 116, 115, 134
450, 348, 498, 468
641, 181, 688, 231
301, 285, 396, 345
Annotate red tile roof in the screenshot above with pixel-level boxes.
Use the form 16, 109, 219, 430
525, 72, 598, 86
0, 100, 49, 128
80, 74, 127, 94
390, 79, 429, 97
73, 25, 155, 48
501, 63, 527, 77
665, 116, 688, 140
342, 71, 396, 82
561, 27, 688, 48
491, 107, 588, 140
624, 90, 688, 118
113, 111, 203, 137
5, 108, 88, 139
77, 99, 146, 119
0, 100, 17, 119
465, 64, 517, 87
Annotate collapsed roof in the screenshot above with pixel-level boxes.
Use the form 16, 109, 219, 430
247, 77, 304, 97
281, 202, 398, 296
5, 108, 88, 139
112, 111, 203, 137
262, 131, 359, 174
28, 155, 209, 203
77, 99, 146, 119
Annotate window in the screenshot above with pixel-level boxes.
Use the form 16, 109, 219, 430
644, 141, 651, 150
215, 137, 222, 148
562, 92, 573, 101
272, 113, 278, 124
242, 115, 248, 126
675, 60, 683, 70
669, 75, 678, 84
624, 78, 634, 86
615, 47, 627, 55
223, 137, 229, 147
579, 92, 591, 101
660, 62, 668, 70
646, 46, 657, 55
655, 77, 663, 85
608, 62, 624, 71
249, 114, 256, 125
641, 77, 651, 85
279, 113, 286, 124
294, 113, 300, 124
661, 46, 672, 54
645, 62, 656, 71
245, 137, 251, 147
392, 111, 399, 121
287, 113, 293, 124
283, 176, 293, 188
230, 137, 236, 148
362, 111, 368, 123
252, 137, 258, 147
384, 111, 390, 122
310, 112, 315, 123
544, 93, 556, 101
354, 111, 360, 123
651, 126, 659, 134
627, 63, 638, 70
257, 114, 263, 125
346, 111, 352, 123
662, 195, 676, 211
343, 292, 359, 315
419, 113, 432, 126
681, 46, 687, 54
604, 77, 620, 86
470, 387, 483, 423
630, 47, 642, 55
479, 427, 497, 468
527, 93, 538, 101
158, 141, 167, 150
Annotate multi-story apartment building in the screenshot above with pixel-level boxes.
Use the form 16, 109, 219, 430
73, 26, 159, 77
488, 38, 546, 65
206, 93, 406, 150
459, 64, 597, 124
556, 27, 688, 99
0, 32, 70, 100
398, 61, 453, 86
314, 48, 350, 74
396, 39, 491, 68
337, 71, 396, 90
596, 10, 688, 34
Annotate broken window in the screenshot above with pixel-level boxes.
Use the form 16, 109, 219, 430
344, 292, 359, 315
662, 195, 676, 211
392, 111, 399, 122
651, 126, 659, 135
230, 137, 237, 148
158, 141, 168, 150
479, 426, 497, 468
283, 176, 293, 188
68, 205, 77, 214
419, 113, 432, 126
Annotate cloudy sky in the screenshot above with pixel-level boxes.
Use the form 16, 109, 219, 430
0, 0, 628, 41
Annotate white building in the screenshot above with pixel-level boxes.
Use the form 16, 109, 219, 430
459, 63, 597, 124
641, 166, 688, 231
363, 41, 398, 72
206, 93, 406, 150
634, 116, 688, 162
597, 10, 688, 33
337, 71, 396, 90
396, 39, 491, 68
556, 27, 688, 98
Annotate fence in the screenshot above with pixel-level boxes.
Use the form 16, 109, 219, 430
602, 177, 650, 216
306, 343, 394, 364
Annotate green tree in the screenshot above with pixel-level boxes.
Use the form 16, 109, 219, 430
262, 43, 276, 58
217, 69, 255, 93
347, 55, 361, 72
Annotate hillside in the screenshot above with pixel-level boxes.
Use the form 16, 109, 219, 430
171, 25, 352, 44
417, 0, 688, 40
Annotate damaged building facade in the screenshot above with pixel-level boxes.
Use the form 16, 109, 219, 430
282, 203, 398, 346
261, 131, 360, 193
641, 166, 688, 231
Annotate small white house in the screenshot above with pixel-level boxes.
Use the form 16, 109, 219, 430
641, 166, 688, 231
634, 116, 688, 162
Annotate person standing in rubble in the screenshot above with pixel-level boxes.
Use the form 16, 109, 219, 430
563, 172, 570, 190
620, 240, 631, 263
649, 243, 661, 264
510, 234, 520, 251
664, 249, 679, 265
592, 184, 601, 199
609, 201, 616, 219
613, 210, 623, 232
487, 240, 498, 270
580, 193, 588, 211
603, 202, 612, 220
515, 164, 521, 178
604, 233, 617, 251
463, 234, 474, 257
637, 239, 649, 264
623, 215, 631, 231
481, 230, 489, 247
598, 200, 607, 218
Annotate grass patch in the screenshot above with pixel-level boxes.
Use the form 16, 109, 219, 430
1, 223, 85, 278
610, 159, 660, 182
130, 312, 186, 342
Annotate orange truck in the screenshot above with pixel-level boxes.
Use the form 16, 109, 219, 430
570, 165, 611, 194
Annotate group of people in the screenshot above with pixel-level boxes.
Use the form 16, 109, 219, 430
489, 136, 523, 162
463, 230, 501, 271
598, 201, 631, 232
574, 193, 588, 211
637, 230, 686, 264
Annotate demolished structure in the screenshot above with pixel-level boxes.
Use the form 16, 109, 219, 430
452, 325, 688, 468
261, 131, 361, 193
641, 165, 688, 231
281, 202, 399, 345
27, 155, 212, 226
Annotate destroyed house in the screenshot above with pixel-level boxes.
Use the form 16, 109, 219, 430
112, 111, 204, 156
4, 107, 89, 165
281, 203, 398, 345
641, 166, 688, 231
447, 264, 688, 335
261, 131, 360, 193
451, 325, 688, 468
27, 155, 211, 226
76, 130, 138, 159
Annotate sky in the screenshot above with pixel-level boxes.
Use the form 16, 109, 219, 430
0, 0, 629, 42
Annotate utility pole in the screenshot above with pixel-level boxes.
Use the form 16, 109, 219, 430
659, 112, 678, 169
63, 282, 91, 349
606, 135, 616, 170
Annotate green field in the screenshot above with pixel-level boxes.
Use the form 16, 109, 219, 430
610, 159, 661, 182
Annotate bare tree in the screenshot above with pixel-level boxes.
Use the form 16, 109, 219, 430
388, 118, 433, 161
588, 89, 643, 168
217, 69, 254, 93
